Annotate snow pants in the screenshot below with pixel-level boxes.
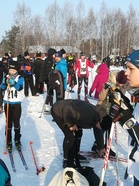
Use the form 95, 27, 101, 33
4, 103, 21, 143
51, 108, 82, 167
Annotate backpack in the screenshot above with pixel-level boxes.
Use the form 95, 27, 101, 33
49, 70, 64, 98
78, 166, 106, 186
0, 159, 12, 186
48, 167, 89, 186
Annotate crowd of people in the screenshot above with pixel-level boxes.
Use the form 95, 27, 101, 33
0, 48, 139, 185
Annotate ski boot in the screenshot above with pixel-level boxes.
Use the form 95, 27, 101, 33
15, 140, 22, 151
6, 142, 12, 152
91, 142, 105, 158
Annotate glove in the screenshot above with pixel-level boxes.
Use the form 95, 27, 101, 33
110, 98, 136, 129
6, 78, 15, 87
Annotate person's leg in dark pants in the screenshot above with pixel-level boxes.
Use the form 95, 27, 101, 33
12, 104, 21, 143
24, 78, 29, 97
51, 108, 81, 168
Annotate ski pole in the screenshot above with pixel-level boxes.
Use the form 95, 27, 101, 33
39, 85, 52, 118
39, 99, 46, 118
114, 123, 123, 186
30, 141, 45, 175
99, 114, 122, 186
4, 80, 10, 154
99, 122, 115, 186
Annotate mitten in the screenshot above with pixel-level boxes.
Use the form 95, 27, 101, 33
6, 78, 15, 87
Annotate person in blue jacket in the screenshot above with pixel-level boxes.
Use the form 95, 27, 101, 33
1, 61, 24, 151
54, 51, 67, 100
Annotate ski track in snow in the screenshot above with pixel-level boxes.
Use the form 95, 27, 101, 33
0, 65, 133, 185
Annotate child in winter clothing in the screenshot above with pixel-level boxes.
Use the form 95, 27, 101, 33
89, 62, 109, 99
1, 61, 24, 151
110, 50, 139, 185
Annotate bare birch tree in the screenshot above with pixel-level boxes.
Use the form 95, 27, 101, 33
14, 2, 32, 53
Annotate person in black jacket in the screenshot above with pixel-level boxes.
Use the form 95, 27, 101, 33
34, 51, 44, 95
20, 51, 36, 97
39, 48, 56, 113
51, 99, 106, 168
0, 60, 8, 112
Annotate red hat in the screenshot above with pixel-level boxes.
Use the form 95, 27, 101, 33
116, 70, 127, 84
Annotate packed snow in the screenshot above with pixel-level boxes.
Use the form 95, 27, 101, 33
0, 64, 133, 186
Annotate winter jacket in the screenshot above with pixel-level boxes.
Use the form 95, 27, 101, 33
39, 48, 56, 83
34, 58, 43, 79
74, 58, 94, 77
54, 58, 67, 90
20, 59, 34, 77
52, 99, 100, 129
1, 75, 24, 104
0, 61, 8, 83
128, 103, 139, 180
89, 63, 109, 98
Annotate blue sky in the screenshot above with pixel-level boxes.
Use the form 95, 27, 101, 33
0, 0, 138, 41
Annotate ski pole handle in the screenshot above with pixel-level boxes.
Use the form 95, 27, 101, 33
36, 167, 45, 175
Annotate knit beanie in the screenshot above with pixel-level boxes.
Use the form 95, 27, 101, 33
116, 70, 127, 84
60, 48, 66, 55
55, 51, 62, 58
80, 51, 85, 56
5, 53, 9, 56
9, 61, 19, 71
126, 50, 139, 68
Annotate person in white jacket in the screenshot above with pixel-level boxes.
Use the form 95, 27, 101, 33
109, 50, 139, 186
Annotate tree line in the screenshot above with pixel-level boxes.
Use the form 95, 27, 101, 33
0, 1, 139, 59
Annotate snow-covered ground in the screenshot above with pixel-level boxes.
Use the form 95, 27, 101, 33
0, 64, 133, 185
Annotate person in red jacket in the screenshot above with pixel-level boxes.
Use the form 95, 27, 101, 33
89, 62, 109, 99
74, 52, 94, 102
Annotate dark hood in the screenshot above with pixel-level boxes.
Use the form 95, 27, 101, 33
48, 48, 56, 58
47, 48, 56, 62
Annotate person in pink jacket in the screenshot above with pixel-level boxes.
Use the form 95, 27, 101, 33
89, 62, 109, 99
74, 51, 94, 102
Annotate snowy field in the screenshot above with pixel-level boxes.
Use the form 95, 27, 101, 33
0, 64, 133, 185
